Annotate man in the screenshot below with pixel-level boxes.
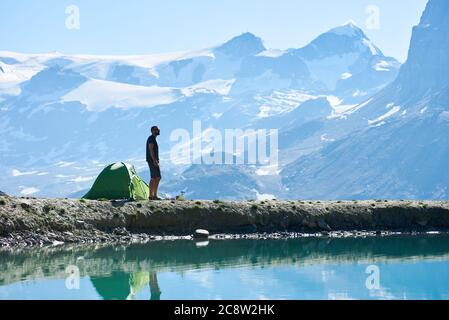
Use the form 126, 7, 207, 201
147, 126, 161, 200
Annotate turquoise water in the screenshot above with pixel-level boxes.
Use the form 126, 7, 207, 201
1, 235, 449, 300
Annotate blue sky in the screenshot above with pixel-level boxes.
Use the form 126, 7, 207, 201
1, 0, 427, 62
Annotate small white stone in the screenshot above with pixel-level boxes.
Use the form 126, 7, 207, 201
194, 229, 210, 239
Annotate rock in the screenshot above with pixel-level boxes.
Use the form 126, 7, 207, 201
194, 229, 210, 239
0, 191, 7, 197
112, 227, 129, 236
195, 240, 210, 248
318, 219, 332, 231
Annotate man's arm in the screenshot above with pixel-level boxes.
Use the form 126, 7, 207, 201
148, 143, 159, 167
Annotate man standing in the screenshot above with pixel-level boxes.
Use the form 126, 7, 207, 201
147, 126, 161, 200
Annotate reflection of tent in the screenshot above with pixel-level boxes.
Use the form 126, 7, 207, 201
128, 272, 149, 300
83, 162, 149, 201
91, 272, 132, 300
91, 272, 161, 300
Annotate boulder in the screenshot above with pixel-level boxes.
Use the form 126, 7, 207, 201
194, 229, 210, 239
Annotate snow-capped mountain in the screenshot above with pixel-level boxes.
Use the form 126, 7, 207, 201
0, 22, 401, 198
282, 0, 449, 200
293, 21, 399, 97
233, 22, 399, 102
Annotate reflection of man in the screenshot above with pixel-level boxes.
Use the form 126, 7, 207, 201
146, 126, 162, 200
149, 272, 162, 300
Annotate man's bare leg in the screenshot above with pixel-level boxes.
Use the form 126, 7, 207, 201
154, 178, 161, 199
149, 179, 156, 199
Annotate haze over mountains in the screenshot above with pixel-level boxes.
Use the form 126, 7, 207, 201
1, 0, 446, 200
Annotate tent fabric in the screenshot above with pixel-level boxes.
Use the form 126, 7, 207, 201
83, 162, 149, 201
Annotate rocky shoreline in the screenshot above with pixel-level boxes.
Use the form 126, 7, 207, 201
1, 193, 449, 247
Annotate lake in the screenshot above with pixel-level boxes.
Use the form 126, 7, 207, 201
1, 234, 449, 300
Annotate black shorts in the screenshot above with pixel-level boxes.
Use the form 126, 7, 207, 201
148, 162, 161, 179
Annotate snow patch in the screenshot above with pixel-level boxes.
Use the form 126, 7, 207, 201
255, 165, 280, 176
320, 134, 336, 142
372, 121, 386, 127
326, 96, 342, 107
352, 90, 367, 97
374, 61, 392, 72
340, 73, 352, 80
326, 95, 360, 118
182, 79, 235, 97
62, 79, 180, 111
362, 39, 379, 55
331, 104, 359, 115
369, 106, 401, 125
256, 91, 316, 118
347, 98, 373, 114
256, 49, 286, 58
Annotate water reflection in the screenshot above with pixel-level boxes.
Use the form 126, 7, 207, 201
91, 272, 161, 300
1, 235, 449, 300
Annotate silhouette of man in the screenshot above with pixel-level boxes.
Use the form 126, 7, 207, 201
147, 126, 161, 200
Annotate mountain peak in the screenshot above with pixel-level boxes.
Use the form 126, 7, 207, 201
215, 32, 266, 58
295, 22, 383, 60
327, 20, 365, 38
343, 20, 358, 27
234, 32, 259, 40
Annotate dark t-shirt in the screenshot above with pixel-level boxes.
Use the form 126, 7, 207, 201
146, 135, 159, 162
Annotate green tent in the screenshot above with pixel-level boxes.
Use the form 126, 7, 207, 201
83, 162, 149, 201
